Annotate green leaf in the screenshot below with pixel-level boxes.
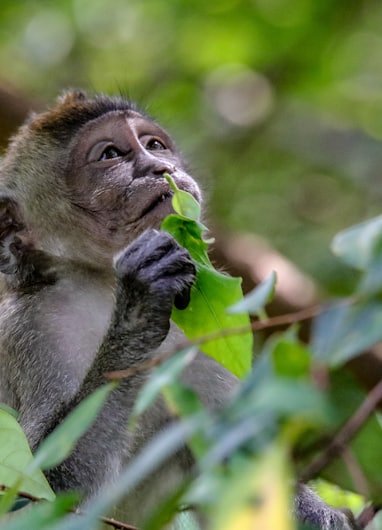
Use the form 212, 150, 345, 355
165, 173, 201, 220
131, 345, 198, 422
162, 214, 211, 266
0, 410, 55, 502
226, 345, 330, 441
163, 382, 204, 418
209, 445, 293, 530
172, 265, 253, 379
228, 271, 277, 316
254, 379, 329, 425
332, 216, 382, 295
312, 479, 364, 516
162, 383, 207, 459
31, 383, 115, 471
332, 215, 382, 271
270, 330, 311, 379
162, 175, 253, 378
312, 300, 382, 366
50, 417, 207, 530
0, 479, 24, 516
0, 494, 78, 530
0, 403, 18, 419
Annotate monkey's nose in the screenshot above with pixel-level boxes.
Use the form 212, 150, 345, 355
133, 158, 176, 180
153, 164, 176, 176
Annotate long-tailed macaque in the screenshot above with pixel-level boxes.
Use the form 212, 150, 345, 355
0, 91, 357, 529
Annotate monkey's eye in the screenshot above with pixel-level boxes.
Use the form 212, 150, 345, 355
99, 146, 123, 161
146, 139, 166, 151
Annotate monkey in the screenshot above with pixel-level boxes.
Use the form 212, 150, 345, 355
0, 91, 358, 529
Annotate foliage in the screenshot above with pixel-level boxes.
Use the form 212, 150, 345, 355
1, 1, 382, 527
0, 409, 55, 510
2, 0, 382, 294
1, 214, 382, 528
162, 174, 252, 378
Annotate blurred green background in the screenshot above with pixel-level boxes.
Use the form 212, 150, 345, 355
1, 0, 382, 298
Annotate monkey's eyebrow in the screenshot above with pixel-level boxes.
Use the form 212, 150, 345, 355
125, 115, 167, 133
86, 140, 119, 161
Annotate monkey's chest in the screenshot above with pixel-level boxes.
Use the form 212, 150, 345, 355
39, 280, 115, 374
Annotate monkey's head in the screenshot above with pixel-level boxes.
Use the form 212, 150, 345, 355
0, 90, 201, 267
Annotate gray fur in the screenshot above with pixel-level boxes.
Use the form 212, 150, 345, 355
0, 92, 358, 529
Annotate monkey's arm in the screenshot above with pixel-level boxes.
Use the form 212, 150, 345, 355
39, 230, 195, 495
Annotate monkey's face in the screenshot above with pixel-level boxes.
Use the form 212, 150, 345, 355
0, 93, 202, 266
67, 111, 201, 251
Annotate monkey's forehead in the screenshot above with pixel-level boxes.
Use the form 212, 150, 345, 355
29, 92, 145, 143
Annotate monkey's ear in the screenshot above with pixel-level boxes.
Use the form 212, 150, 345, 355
57, 90, 88, 106
0, 194, 26, 274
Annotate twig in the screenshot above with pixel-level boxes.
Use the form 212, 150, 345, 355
300, 378, 382, 483
0, 486, 138, 530
0, 485, 39, 503
341, 448, 369, 498
106, 303, 323, 380
250, 304, 322, 332
100, 515, 138, 529
356, 504, 381, 528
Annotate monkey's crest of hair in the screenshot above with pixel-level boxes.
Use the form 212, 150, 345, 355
29, 90, 140, 143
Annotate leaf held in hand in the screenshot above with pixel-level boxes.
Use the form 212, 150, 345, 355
162, 174, 253, 378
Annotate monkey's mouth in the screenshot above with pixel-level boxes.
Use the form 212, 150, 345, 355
141, 191, 173, 219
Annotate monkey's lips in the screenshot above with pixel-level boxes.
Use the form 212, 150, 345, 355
140, 191, 174, 219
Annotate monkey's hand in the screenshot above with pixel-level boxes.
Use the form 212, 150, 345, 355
112, 229, 196, 350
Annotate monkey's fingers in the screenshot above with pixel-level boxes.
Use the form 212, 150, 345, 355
174, 288, 191, 310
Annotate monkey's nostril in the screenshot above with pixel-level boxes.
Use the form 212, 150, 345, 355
153, 164, 176, 176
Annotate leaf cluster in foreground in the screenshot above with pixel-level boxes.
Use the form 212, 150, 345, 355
2, 200, 382, 529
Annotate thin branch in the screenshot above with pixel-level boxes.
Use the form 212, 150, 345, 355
0, 486, 138, 530
106, 303, 323, 380
300, 378, 382, 483
0, 485, 39, 503
100, 515, 138, 530
356, 504, 381, 529
341, 448, 369, 498
251, 304, 322, 332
